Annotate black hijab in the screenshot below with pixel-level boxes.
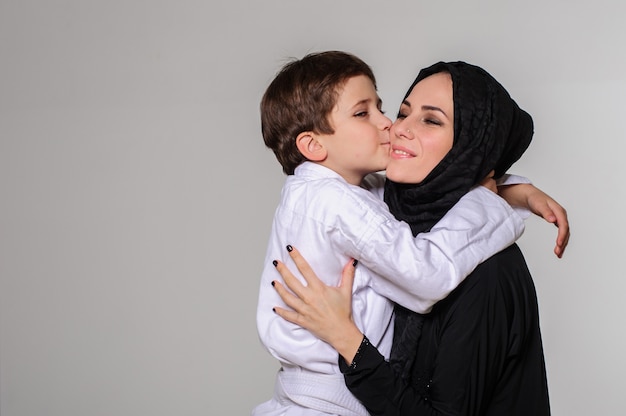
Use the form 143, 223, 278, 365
384, 61, 534, 237
386, 61, 534, 379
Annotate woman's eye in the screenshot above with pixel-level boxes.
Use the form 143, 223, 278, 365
396, 112, 407, 119
355, 111, 368, 118
424, 118, 442, 126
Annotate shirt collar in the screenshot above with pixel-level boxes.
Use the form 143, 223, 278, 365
294, 161, 346, 182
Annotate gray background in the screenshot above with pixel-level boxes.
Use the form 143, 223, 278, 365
1, 0, 624, 415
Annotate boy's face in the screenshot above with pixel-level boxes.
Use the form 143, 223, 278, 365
317, 75, 392, 185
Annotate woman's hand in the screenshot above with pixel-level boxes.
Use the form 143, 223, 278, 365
498, 183, 570, 258
272, 246, 365, 363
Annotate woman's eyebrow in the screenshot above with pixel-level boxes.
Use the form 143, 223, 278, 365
402, 100, 448, 117
423, 105, 449, 118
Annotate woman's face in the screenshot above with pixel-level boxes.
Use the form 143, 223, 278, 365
385, 72, 454, 184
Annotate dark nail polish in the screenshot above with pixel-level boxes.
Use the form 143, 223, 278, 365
353, 259, 358, 267
271, 280, 275, 287
286, 245, 293, 252
272, 307, 276, 313
272, 260, 278, 267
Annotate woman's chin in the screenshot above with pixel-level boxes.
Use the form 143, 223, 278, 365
386, 164, 426, 184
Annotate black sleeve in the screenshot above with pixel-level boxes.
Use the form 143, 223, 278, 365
339, 339, 441, 416
339, 258, 512, 416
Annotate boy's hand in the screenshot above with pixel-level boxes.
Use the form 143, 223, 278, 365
526, 188, 570, 258
271, 245, 364, 364
499, 183, 570, 258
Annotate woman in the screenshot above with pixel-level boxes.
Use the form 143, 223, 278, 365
273, 61, 555, 415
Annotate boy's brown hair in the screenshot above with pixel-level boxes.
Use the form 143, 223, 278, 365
260, 51, 377, 175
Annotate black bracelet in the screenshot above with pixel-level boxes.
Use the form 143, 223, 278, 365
349, 335, 370, 370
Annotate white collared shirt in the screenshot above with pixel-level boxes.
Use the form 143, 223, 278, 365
256, 162, 525, 375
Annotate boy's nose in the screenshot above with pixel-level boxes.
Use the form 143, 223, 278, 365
379, 114, 392, 129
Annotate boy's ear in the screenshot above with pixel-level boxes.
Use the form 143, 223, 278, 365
296, 132, 327, 162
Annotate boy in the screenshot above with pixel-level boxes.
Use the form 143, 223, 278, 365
254, 51, 525, 416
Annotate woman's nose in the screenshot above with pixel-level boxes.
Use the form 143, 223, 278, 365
392, 119, 414, 139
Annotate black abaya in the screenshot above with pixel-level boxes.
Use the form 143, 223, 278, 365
340, 244, 550, 416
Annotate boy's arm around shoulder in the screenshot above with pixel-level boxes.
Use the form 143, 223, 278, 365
356, 186, 524, 314
497, 174, 570, 258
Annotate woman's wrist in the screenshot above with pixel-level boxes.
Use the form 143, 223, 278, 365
346, 335, 370, 370
334, 324, 366, 365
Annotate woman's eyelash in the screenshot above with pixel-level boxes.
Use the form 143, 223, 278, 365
424, 118, 442, 125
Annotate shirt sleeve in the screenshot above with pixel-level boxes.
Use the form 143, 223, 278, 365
496, 173, 531, 186
354, 186, 524, 313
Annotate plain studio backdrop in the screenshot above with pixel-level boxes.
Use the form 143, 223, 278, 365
1, 1, 624, 415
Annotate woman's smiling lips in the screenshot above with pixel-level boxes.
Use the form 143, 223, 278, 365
391, 144, 416, 159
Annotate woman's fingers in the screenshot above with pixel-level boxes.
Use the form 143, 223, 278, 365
339, 259, 357, 295
272, 246, 323, 305
272, 305, 302, 327
273, 257, 308, 299
270, 249, 360, 350
285, 245, 323, 290
272, 280, 306, 326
